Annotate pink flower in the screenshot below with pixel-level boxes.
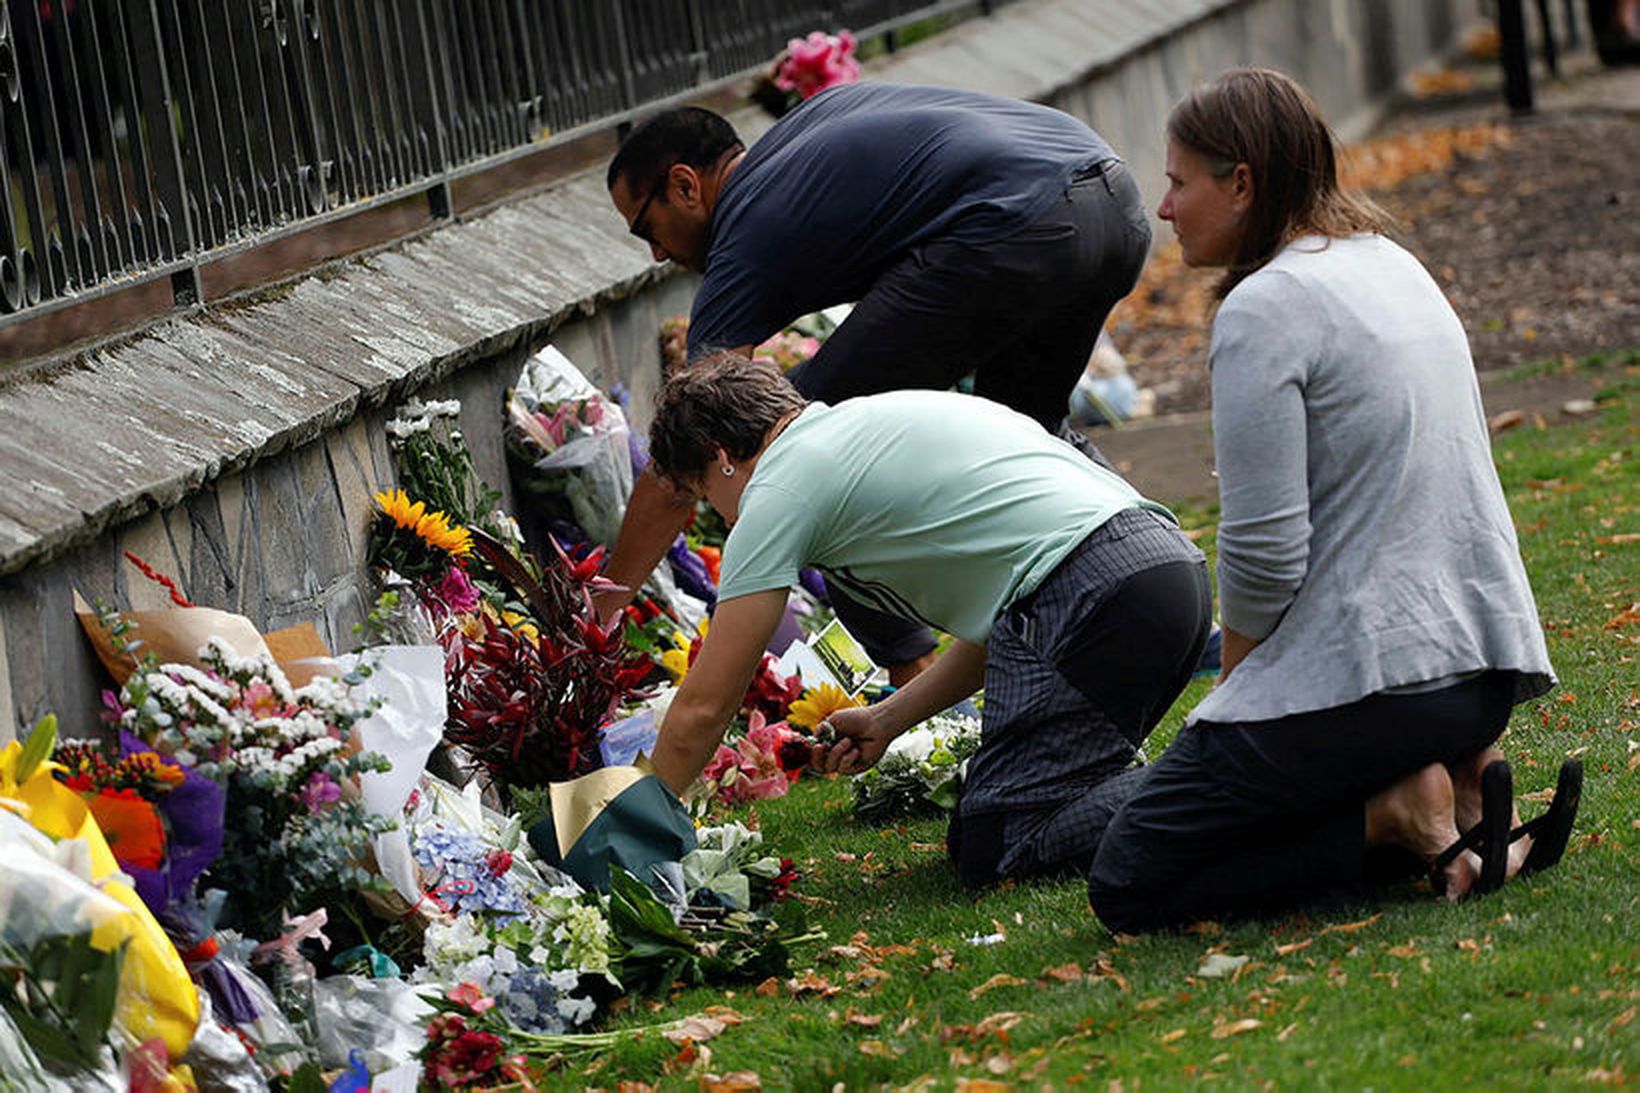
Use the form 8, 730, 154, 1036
434, 565, 481, 615
706, 712, 808, 805
242, 679, 282, 718
774, 30, 860, 100
297, 770, 342, 814
448, 981, 497, 1015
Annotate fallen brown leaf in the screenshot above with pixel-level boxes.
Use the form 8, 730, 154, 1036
1386, 944, 1420, 958
1159, 1028, 1188, 1044
787, 972, 841, 997
702, 1072, 761, 1092
984, 1053, 1015, 1075
849, 1012, 884, 1028
969, 973, 1028, 1000
703, 1006, 748, 1025
662, 1015, 727, 1045
1043, 962, 1086, 982
1211, 1018, 1263, 1039
754, 977, 780, 997
858, 1040, 900, 1058
1274, 939, 1312, 956
954, 1079, 1011, 1092
1320, 913, 1383, 935
1090, 958, 1131, 993
976, 1011, 1027, 1036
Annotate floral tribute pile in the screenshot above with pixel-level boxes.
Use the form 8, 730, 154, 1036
3, 338, 945, 1090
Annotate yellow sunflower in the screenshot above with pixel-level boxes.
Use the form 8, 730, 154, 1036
786, 682, 861, 730
374, 489, 473, 560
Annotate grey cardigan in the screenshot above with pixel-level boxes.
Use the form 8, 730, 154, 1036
1190, 234, 1554, 726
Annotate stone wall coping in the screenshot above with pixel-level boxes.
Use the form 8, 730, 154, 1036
0, 0, 1247, 580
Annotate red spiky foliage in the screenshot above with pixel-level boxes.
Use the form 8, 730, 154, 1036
439, 532, 652, 794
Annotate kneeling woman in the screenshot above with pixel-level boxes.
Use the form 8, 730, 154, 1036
645, 353, 1211, 888
1085, 69, 1571, 934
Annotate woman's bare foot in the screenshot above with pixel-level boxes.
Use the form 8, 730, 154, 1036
1366, 763, 1473, 900
1448, 747, 1529, 878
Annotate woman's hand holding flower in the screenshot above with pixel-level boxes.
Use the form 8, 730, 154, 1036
816, 705, 894, 775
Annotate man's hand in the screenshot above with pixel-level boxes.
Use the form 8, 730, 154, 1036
815, 704, 896, 776
596, 468, 697, 625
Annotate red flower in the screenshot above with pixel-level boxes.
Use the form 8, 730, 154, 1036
426, 1027, 508, 1086
484, 849, 513, 878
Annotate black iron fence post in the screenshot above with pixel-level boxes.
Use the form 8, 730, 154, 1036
1499, 0, 1536, 112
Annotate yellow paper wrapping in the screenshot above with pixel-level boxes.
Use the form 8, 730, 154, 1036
2, 741, 200, 1059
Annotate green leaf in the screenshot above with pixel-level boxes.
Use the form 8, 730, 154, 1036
14, 714, 57, 784
284, 1061, 329, 1093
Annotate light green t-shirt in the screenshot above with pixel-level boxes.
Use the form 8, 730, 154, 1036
717, 392, 1173, 644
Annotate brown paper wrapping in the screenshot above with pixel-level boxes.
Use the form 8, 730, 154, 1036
73, 591, 336, 687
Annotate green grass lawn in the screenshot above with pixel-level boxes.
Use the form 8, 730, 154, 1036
576, 360, 1638, 1090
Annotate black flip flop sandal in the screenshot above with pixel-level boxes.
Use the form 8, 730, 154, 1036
1512, 758, 1583, 878
1432, 759, 1513, 897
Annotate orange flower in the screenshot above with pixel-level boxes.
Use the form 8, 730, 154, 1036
83, 790, 166, 871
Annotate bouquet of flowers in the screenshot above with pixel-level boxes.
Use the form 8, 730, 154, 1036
439, 537, 653, 795
109, 636, 394, 940
850, 711, 982, 823
384, 397, 509, 543
506, 346, 634, 549
700, 710, 810, 806
410, 820, 616, 1037
753, 29, 860, 117
683, 821, 797, 910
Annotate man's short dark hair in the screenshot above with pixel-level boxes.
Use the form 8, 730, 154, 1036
607, 107, 743, 194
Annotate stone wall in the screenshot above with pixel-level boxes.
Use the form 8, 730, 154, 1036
0, 0, 1488, 742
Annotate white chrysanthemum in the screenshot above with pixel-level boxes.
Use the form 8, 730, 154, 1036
163, 663, 235, 703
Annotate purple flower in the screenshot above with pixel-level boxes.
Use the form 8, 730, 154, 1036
667, 536, 718, 608
298, 770, 342, 814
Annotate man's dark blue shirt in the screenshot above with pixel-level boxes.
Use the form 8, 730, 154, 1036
686, 83, 1114, 357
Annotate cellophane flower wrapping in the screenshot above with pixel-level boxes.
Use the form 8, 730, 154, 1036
0, 810, 133, 1084
506, 346, 634, 550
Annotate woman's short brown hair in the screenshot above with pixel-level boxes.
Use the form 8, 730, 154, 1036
1168, 67, 1390, 297
648, 352, 808, 489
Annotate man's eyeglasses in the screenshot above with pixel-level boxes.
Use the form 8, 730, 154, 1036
629, 172, 668, 244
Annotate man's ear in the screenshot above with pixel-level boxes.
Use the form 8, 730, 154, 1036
672, 163, 704, 208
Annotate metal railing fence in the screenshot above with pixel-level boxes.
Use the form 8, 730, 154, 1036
0, 0, 1013, 334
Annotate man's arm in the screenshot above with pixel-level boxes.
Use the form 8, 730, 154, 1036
593, 467, 696, 623
650, 589, 789, 795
